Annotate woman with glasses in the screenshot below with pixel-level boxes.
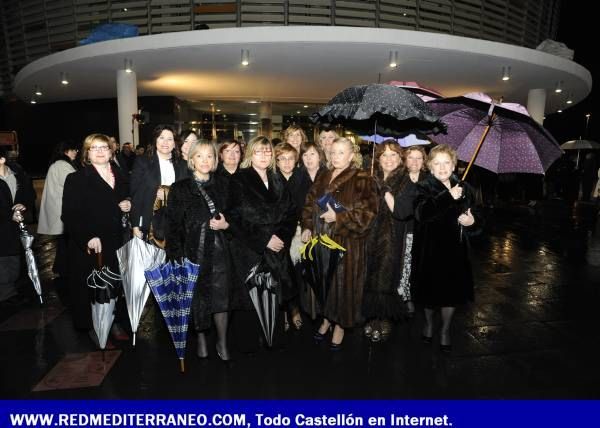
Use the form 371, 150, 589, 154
131, 125, 188, 240
61, 134, 131, 342
301, 137, 378, 350
226, 136, 297, 352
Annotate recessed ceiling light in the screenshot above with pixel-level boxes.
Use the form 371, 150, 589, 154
303, 105, 308, 108
30, 99, 37, 104
34, 85, 42, 96
248, 113, 257, 116
60, 72, 69, 85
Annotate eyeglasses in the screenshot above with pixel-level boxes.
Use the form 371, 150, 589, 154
89, 146, 110, 152
277, 156, 296, 163
254, 150, 272, 156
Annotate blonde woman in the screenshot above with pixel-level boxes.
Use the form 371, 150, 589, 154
301, 137, 378, 350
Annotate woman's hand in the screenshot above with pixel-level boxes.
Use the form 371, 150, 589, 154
118, 200, 131, 212
156, 188, 165, 201
266, 235, 285, 252
87, 237, 102, 253
449, 184, 463, 200
319, 203, 337, 223
301, 229, 312, 243
132, 227, 143, 239
458, 208, 475, 226
209, 214, 229, 230
384, 191, 395, 212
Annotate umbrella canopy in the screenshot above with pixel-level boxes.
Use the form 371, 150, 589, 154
116, 236, 166, 346
144, 258, 199, 373
360, 132, 432, 147
16, 220, 43, 304
311, 83, 445, 137
87, 253, 122, 350
428, 92, 563, 176
560, 140, 600, 150
387, 80, 443, 102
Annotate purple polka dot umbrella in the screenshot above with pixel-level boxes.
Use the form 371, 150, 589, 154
427, 92, 563, 179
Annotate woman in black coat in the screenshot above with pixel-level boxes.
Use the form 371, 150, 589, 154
131, 125, 188, 239
62, 134, 131, 333
226, 136, 297, 352
412, 144, 480, 352
0, 147, 35, 303
166, 140, 234, 361
216, 139, 242, 179
362, 141, 415, 342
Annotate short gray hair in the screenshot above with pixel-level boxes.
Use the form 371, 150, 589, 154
187, 140, 218, 172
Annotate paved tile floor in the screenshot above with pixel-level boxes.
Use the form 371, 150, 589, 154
1, 200, 599, 399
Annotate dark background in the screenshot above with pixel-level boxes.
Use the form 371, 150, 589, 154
0, 1, 596, 176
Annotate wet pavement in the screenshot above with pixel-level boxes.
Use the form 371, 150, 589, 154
1, 200, 599, 399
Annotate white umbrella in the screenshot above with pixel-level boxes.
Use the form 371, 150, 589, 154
17, 219, 43, 304
91, 299, 115, 349
116, 236, 166, 346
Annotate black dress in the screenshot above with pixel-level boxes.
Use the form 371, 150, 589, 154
62, 164, 129, 330
411, 174, 481, 307
165, 175, 234, 331
226, 167, 297, 350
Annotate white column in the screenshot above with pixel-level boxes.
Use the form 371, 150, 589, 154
116, 70, 139, 147
527, 88, 546, 125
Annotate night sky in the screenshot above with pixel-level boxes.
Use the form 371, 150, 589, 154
544, 1, 597, 143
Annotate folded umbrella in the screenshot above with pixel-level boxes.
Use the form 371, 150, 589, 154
87, 252, 121, 350
16, 218, 43, 304
117, 236, 166, 346
144, 258, 199, 373
245, 256, 278, 347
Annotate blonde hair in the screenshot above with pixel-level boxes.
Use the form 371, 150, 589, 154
427, 144, 458, 170
240, 136, 276, 170
187, 140, 218, 172
282, 125, 308, 146
81, 133, 111, 166
330, 137, 362, 170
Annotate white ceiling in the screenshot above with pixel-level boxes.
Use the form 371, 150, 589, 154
15, 26, 592, 114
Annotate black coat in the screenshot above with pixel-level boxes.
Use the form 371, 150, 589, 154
166, 175, 236, 330
226, 167, 297, 305
286, 166, 326, 221
1, 163, 35, 257
363, 169, 415, 320
411, 173, 481, 307
130, 153, 188, 233
62, 164, 130, 329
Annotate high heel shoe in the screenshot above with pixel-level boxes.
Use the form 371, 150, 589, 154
330, 342, 343, 351
313, 330, 326, 344
216, 343, 232, 362
440, 344, 452, 353
421, 334, 433, 344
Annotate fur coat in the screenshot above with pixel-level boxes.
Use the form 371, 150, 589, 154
411, 173, 482, 307
363, 169, 416, 320
301, 167, 378, 328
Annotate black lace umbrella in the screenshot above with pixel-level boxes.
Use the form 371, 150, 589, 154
311, 83, 445, 137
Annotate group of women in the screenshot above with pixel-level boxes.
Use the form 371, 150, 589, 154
55, 122, 479, 359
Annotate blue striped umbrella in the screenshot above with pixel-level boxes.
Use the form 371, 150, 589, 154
144, 258, 200, 373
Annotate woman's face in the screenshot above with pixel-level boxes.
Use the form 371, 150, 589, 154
276, 151, 296, 176
156, 130, 175, 156
405, 149, 424, 173
65, 149, 78, 161
181, 133, 198, 159
330, 141, 354, 171
221, 144, 241, 168
192, 145, 215, 175
286, 130, 303, 151
319, 131, 336, 155
302, 147, 321, 171
379, 147, 401, 175
430, 152, 455, 182
251, 144, 273, 171
87, 140, 111, 166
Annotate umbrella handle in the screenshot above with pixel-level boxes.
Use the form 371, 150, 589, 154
461, 114, 494, 181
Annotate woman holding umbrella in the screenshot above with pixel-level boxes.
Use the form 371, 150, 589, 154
301, 137, 378, 350
166, 140, 234, 361
61, 134, 131, 339
226, 136, 297, 352
412, 144, 480, 352
362, 140, 416, 342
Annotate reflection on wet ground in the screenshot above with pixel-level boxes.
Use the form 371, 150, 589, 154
1, 200, 599, 398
